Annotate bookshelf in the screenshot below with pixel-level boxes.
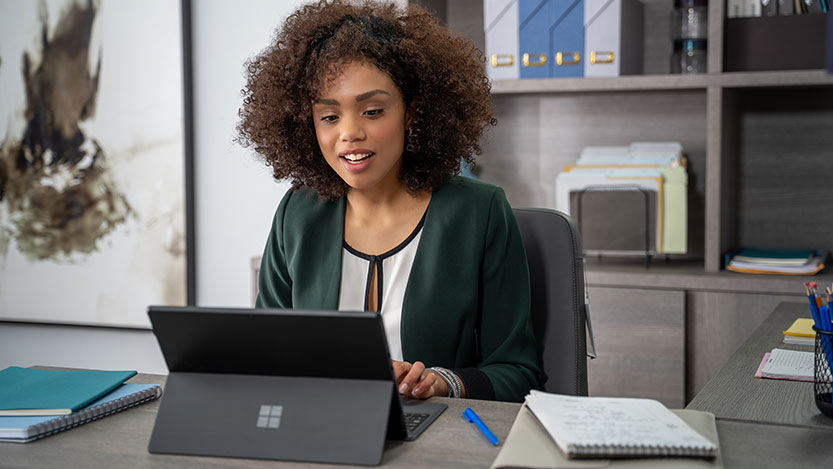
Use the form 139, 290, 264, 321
418, 0, 833, 406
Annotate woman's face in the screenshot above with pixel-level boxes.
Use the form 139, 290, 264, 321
312, 61, 408, 194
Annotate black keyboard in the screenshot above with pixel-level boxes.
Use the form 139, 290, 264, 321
404, 412, 430, 432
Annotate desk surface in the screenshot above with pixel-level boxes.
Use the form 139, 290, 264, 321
3, 372, 831, 469
687, 301, 833, 429
7, 309, 833, 469
1, 373, 518, 468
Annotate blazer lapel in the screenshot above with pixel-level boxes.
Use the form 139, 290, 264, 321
293, 197, 344, 311
318, 197, 345, 310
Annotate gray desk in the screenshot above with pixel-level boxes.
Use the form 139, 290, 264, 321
686, 301, 833, 468
7, 313, 833, 469
3, 373, 830, 469
687, 301, 833, 429
1, 373, 517, 468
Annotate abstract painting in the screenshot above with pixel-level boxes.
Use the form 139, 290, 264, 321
0, 0, 190, 327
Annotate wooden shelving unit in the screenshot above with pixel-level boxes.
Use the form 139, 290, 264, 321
417, 0, 831, 407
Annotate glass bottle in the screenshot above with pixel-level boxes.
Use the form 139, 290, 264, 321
671, 0, 708, 74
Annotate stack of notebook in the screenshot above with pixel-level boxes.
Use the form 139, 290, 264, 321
0, 367, 162, 443
783, 318, 816, 346
725, 248, 826, 275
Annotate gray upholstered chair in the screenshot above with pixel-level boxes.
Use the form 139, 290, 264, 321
514, 208, 589, 396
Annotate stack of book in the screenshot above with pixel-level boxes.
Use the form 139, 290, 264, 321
725, 248, 826, 275
0, 367, 161, 443
783, 318, 816, 346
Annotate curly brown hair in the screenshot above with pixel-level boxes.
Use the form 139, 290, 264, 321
236, 0, 496, 200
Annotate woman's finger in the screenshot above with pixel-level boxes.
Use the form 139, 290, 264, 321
392, 360, 411, 384
411, 370, 438, 399
398, 360, 425, 394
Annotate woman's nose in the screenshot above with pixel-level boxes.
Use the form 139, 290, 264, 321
339, 115, 365, 141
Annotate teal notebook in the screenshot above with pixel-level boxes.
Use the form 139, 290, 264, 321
0, 367, 137, 416
0, 383, 162, 443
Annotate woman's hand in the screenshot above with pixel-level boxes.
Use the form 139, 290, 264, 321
392, 360, 448, 399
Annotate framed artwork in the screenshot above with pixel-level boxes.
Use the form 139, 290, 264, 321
0, 0, 195, 328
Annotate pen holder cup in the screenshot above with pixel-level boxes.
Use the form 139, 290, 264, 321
813, 327, 833, 418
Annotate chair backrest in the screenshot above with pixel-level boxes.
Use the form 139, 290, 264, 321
513, 208, 588, 396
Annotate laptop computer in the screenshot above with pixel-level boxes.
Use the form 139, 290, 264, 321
147, 306, 447, 466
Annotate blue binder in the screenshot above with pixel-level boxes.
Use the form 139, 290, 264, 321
518, 0, 584, 79
519, 0, 551, 79
550, 0, 584, 78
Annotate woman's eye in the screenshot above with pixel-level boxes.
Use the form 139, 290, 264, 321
320, 115, 338, 123
365, 109, 383, 117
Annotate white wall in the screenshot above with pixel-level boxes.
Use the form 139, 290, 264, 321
0, 0, 304, 373
193, 0, 302, 308
0, 322, 169, 375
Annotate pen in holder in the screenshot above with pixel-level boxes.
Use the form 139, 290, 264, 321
813, 326, 833, 418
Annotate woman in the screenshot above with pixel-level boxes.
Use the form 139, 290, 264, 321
237, 0, 542, 402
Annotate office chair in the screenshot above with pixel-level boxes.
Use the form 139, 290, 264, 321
514, 208, 589, 396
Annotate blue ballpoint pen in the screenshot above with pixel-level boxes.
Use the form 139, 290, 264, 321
463, 407, 498, 446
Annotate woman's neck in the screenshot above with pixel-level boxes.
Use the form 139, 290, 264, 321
345, 178, 424, 220
343, 181, 431, 255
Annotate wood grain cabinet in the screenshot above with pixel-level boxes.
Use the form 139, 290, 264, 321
587, 287, 685, 408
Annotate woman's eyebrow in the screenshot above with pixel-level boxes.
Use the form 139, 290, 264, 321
355, 89, 391, 102
314, 98, 340, 106
314, 89, 391, 106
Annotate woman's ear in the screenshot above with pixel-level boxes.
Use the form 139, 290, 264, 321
405, 97, 419, 130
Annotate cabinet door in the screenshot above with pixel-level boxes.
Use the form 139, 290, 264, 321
587, 286, 685, 408
686, 291, 806, 401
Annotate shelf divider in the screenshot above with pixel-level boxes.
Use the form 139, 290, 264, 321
708, 0, 725, 74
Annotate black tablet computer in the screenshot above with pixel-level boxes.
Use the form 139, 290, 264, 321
147, 306, 446, 466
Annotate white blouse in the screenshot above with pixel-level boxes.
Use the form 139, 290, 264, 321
337, 219, 425, 362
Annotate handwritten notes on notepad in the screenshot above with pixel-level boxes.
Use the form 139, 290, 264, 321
524, 391, 717, 459
755, 348, 815, 382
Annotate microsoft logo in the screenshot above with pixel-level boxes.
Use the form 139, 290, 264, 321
256, 404, 283, 429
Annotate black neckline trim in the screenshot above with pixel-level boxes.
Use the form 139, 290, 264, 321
343, 211, 427, 260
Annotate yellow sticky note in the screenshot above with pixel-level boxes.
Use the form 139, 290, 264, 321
783, 318, 816, 338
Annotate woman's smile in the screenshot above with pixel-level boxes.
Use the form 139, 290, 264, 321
339, 148, 375, 171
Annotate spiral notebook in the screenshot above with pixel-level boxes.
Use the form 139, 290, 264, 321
524, 391, 717, 460
0, 383, 162, 443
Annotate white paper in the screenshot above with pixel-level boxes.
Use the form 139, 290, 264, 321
761, 348, 814, 380
524, 391, 716, 457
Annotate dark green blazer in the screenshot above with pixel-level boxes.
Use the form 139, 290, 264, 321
256, 176, 543, 402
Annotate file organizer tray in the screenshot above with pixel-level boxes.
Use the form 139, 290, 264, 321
570, 186, 656, 262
